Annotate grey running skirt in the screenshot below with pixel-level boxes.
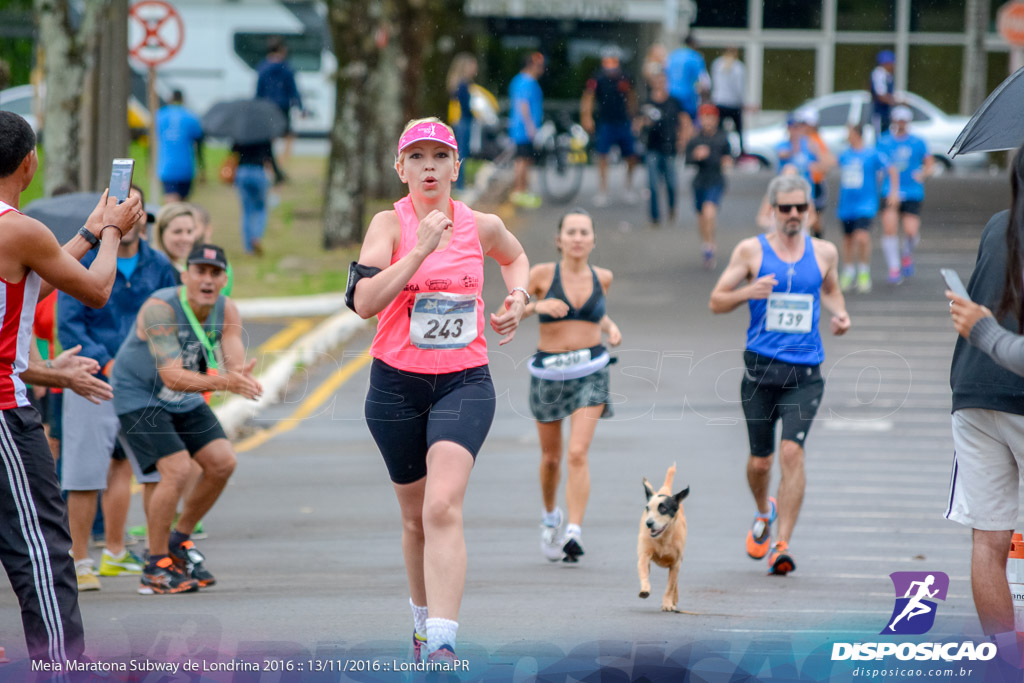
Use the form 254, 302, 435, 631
529, 364, 613, 423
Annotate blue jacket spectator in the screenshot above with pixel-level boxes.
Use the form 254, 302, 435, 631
666, 35, 709, 119
256, 42, 303, 116
509, 55, 544, 145
156, 90, 204, 199
58, 239, 178, 372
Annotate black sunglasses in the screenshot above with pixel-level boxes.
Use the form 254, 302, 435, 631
776, 203, 809, 214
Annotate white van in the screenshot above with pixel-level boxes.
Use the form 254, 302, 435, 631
133, 0, 336, 136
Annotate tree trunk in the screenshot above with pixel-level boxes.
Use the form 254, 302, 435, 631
960, 0, 988, 116
365, 4, 404, 200
82, 0, 129, 193
323, 0, 378, 248
34, 0, 107, 195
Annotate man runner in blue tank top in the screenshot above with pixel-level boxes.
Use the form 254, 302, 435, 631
709, 175, 851, 575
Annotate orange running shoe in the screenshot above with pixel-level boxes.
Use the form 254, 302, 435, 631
745, 497, 776, 560
767, 541, 796, 576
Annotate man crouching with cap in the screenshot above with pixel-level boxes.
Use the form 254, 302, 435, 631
111, 244, 262, 594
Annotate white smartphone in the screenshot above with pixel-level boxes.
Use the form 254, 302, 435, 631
941, 268, 971, 301
108, 158, 135, 205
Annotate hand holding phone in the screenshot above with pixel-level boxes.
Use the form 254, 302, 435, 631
108, 158, 135, 205
941, 268, 970, 301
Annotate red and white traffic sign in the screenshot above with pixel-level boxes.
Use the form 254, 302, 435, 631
999, 1, 1024, 47
128, 0, 184, 67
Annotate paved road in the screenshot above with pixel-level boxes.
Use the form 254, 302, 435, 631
2, 166, 1020, 680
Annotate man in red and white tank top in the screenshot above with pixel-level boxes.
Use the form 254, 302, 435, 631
348, 117, 529, 664
0, 111, 143, 665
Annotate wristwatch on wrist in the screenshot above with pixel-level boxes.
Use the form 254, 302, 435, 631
510, 287, 531, 304
78, 226, 100, 249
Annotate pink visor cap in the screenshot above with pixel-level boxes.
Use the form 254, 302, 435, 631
397, 122, 458, 155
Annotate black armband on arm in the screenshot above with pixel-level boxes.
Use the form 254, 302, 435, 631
345, 261, 383, 313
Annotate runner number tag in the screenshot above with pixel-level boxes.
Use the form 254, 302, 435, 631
541, 347, 592, 370
840, 162, 864, 189
409, 292, 478, 349
765, 293, 814, 334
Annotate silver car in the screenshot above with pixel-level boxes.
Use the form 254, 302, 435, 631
738, 91, 986, 173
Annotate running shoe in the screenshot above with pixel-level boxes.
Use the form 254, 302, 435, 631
169, 539, 216, 587
540, 507, 565, 562
75, 559, 101, 592
856, 270, 872, 294
510, 191, 542, 209
702, 248, 716, 270
412, 631, 427, 664
887, 269, 903, 285
767, 540, 796, 576
745, 496, 777, 560
98, 548, 144, 576
139, 557, 200, 595
562, 527, 585, 563
427, 644, 457, 666
901, 254, 915, 278
839, 269, 855, 292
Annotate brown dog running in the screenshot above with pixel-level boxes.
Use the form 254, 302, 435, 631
637, 464, 690, 612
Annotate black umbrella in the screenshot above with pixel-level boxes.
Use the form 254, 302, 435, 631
23, 192, 103, 244
949, 65, 1024, 157
202, 98, 286, 145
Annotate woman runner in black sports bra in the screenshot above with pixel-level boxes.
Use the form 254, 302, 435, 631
523, 208, 621, 563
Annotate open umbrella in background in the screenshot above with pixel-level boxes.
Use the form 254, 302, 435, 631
202, 98, 286, 144
23, 192, 103, 244
23, 192, 157, 245
949, 65, 1024, 157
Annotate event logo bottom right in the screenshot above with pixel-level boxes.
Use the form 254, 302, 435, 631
831, 570, 998, 665
883, 571, 950, 635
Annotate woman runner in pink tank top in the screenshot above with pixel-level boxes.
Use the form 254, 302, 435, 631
348, 117, 529, 664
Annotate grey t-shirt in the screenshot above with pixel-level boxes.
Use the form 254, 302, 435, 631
112, 286, 225, 415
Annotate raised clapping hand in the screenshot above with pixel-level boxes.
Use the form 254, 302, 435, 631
414, 210, 453, 255
54, 345, 113, 404
491, 293, 526, 346
227, 358, 264, 401
746, 274, 778, 300
946, 291, 991, 339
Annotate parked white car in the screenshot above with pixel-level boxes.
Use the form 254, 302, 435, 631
0, 84, 41, 135
737, 91, 986, 172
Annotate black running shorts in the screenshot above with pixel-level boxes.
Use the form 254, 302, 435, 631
364, 359, 496, 485
740, 350, 825, 457
117, 403, 227, 474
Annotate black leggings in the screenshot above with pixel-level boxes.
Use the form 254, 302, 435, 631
740, 351, 824, 457
364, 359, 496, 484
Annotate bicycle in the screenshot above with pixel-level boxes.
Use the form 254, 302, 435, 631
481, 112, 589, 205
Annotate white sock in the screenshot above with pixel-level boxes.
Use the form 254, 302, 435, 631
842, 264, 855, 278
410, 598, 428, 638
857, 262, 870, 274
426, 617, 458, 654
881, 236, 900, 272
542, 508, 561, 527
565, 523, 582, 539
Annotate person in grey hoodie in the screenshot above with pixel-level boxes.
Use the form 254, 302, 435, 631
946, 145, 1024, 650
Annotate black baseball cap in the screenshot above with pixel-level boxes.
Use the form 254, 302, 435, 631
187, 243, 228, 270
